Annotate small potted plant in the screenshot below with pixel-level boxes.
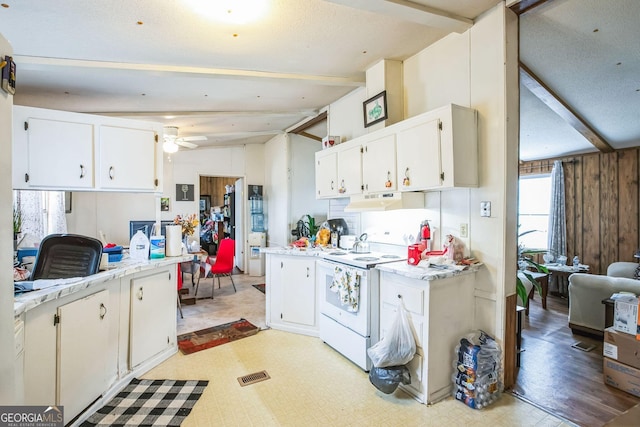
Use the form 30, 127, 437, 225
13, 207, 22, 250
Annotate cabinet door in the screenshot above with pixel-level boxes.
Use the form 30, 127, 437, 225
281, 258, 316, 326
337, 144, 363, 196
58, 289, 109, 422
26, 118, 94, 189
315, 151, 338, 198
362, 134, 396, 193
130, 268, 176, 367
396, 118, 442, 191
98, 125, 157, 191
266, 255, 283, 327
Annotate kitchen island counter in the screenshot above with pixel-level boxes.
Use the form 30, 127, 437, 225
14, 254, 192, 317
376, 260, 481, 281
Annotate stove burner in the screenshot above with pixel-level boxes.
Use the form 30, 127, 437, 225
381, 255, 400, 259
354, 256, 379, 262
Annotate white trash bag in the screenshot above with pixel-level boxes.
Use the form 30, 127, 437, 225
367, 300, 416, 368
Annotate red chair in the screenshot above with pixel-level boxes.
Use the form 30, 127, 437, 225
196, 238, 236, 298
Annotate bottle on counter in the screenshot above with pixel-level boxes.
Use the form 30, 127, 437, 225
572, 255, 580, 268
129, 230, 150, 261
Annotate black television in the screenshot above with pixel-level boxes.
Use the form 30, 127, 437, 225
129, 220, 175, 241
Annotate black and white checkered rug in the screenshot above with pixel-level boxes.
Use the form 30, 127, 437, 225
81, 379, 208, 426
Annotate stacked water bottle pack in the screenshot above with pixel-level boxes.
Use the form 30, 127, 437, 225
452, 330, 503, 409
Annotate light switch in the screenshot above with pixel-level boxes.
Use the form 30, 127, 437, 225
480, 201, 491, 217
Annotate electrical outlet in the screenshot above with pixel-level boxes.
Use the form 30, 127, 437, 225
460, 223, 468, 238
480, 201, 491, 217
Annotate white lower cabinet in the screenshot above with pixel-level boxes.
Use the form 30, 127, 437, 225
20, 264, 179, 424
58, 289, 110, 422
379, 271, 475, 404
129, 267, 176, 367
266, 254, 318, 336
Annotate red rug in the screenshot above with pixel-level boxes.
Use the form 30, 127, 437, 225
177, 319, 259, 355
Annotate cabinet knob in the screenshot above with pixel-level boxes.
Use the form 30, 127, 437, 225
99, 303, 107, 320
397, 294, 402, 299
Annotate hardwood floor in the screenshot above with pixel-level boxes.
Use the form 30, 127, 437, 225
513, 293, 640, 426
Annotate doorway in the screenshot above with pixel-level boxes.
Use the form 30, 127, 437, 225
198, 175, 244, 272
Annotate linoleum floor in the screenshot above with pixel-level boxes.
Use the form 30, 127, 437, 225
152, 272, 571, 427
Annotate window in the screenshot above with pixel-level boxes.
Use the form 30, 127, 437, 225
13, 190, 68, 241
518, 175, 551, 249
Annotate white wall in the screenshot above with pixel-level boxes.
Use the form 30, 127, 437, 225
264, 134, 289, 247
0, 32, 15, 404
328, 87, 367, 143
289, 134, 329, 232
402, 3, 518, 340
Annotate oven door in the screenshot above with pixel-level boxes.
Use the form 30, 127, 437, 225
316, 259, 369, 337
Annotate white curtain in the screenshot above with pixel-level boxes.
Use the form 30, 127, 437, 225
14, 190, 67, 240
547, 161, 566, 258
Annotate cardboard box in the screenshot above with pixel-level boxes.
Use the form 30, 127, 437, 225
604, 327, 640, 370
603, 357, 640, 398
614, 295, 639, 335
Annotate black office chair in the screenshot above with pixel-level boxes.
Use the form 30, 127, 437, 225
31, 234, 103, 280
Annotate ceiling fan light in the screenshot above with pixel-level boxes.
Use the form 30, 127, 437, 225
163, 140, 179, 153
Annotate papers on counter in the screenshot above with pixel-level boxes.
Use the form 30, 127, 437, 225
14, 277, 85, 294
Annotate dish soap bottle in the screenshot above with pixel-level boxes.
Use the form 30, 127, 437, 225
129, 230, 150, 261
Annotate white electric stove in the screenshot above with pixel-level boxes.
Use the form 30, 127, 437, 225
317, 248, 406, 371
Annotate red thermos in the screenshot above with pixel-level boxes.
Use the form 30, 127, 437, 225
420, 221, 431, 252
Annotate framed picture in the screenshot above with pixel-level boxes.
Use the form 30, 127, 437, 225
200, 195, 211, 212
160, 197, 170, 212
363, 90, 388, 127
248, 185, 263, 199
176, 184, 195, 201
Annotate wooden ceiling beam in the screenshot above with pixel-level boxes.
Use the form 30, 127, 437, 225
519, 61, 614, 153
288, 111, 327, 135
508, 0, 555, 16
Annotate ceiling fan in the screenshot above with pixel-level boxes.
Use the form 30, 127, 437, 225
162, 126, 207, 153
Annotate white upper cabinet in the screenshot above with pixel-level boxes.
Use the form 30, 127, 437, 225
315, 150, 338, 198
315, 103, 477, 199
98, 125, 158, 191
395, 104, 477, 191
362, 133, 396, 193
396, 118, 442, 191
24, 118, 95, 189
12, 106, 163, 193
315, 141, 363, 199
336, 143, 363, 196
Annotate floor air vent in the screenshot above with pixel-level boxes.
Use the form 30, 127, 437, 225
237, 370, 270, 387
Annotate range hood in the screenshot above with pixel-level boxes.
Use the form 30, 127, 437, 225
344, 192, 424, 212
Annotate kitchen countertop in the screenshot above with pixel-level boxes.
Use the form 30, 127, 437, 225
261, 246, 330, 257
376, 260, 481, 281
14, 254, 193, 317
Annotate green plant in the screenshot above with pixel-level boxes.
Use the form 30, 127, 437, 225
516, 247, 549, 305
13, 207, 22, 234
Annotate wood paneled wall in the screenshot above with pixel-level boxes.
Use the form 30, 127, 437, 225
520, 148, 640, 275
199, 177, 237, 208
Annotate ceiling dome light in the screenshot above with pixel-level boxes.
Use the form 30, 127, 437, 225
163, 140, 179, 153
185, 0, 269, 24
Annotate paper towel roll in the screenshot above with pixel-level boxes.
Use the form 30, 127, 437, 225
165, 225, 183, 257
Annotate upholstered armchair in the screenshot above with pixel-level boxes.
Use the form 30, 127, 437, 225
568, 262, 640, 335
